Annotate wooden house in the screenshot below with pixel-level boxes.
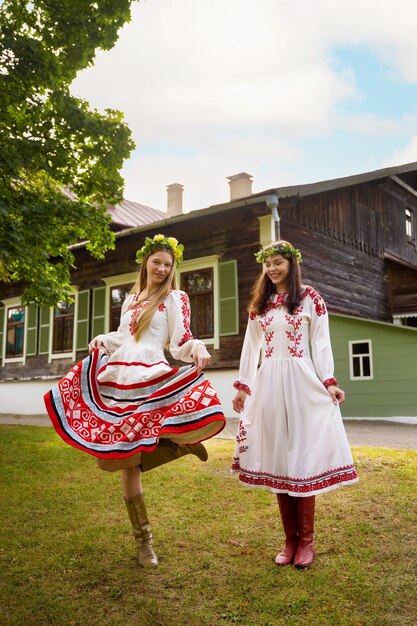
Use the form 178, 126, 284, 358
1, 163, 417, 423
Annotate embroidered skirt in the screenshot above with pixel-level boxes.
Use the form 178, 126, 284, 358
231, 358, 358, 496
44, 349, 225, 458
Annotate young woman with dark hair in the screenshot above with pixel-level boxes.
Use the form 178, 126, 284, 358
232, 240, 357, 568
45, 235, 225, 568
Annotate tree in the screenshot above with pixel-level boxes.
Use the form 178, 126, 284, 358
0, 0, 136, 306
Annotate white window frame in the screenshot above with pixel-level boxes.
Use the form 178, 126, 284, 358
49, 290, 79, 362
177, 255, 220, 349
349, 339, 374, 380
102, 272, 137, 332
393, 313, 417, 326
405, 208, 414, 239
1, 297, 28, 366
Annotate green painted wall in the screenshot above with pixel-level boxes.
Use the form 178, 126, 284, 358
329, 315, 417, 418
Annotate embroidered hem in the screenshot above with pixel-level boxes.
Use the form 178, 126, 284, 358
231, 459, 358, 494
44, 351, 226, 459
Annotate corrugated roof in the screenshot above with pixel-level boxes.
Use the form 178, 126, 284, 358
106, 199, 164, 228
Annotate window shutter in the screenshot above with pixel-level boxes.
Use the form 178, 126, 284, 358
26, 303, 38, 356
38, 306, 51, 355
92, 287, 106, 337
76, 290, 90, 351
219, 260, 239, 336
0, 307, 4, 359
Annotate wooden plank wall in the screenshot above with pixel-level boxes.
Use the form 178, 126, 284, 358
2, 175, 417, 379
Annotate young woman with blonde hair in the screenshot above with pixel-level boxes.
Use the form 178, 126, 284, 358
45, 234, 225, 567
232, 240, 357, 568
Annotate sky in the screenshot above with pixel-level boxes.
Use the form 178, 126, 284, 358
71, 0, 417, 213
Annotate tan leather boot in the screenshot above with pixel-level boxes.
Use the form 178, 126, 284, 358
293, 496, 315, 568
275, 494, 299, 565
140, 439, 208, 472
124, 493, 159, 567
97, 439, 208, 473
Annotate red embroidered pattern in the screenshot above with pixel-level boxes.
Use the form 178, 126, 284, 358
259, 315, 274, 359
129, 300, 150, 336
285, 311, 304, 358
233, 381, 251, 396
323, 377, 338, 388
158, 302, 166, 313
178, 291, 194, 347
45, 354, 226, 458
265, 292, 287, 313
232, 463, 358, 494
235, 419, 248, 454
306, 287, 327, 316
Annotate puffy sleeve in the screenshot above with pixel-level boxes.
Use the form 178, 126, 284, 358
233, 314, 263, 395
308, 289, 338, 388
95, 295, 133, 356
166, 290, 205, 362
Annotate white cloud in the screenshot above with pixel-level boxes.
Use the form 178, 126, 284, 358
389, 136, 417, 166
71, 0, 417, 210
343, 111, 417, 136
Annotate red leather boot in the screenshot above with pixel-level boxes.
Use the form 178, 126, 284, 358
293, 496, 315, 568
275, 494, 299, 565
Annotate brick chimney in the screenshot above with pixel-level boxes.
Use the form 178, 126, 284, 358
166, 183, 184, 217
227, 172, 253, 201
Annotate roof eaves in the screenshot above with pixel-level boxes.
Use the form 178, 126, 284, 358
329, 310, 417, 332
250, 160, 417, 200
69, 193, 275, 250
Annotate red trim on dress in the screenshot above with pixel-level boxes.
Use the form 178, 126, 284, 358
304, 287, 327, 316
231, 460, 358, 493
178, 291, 195, 347
323, 377, 338, 388
98, 359, 170, 370
45, 388, 225, 459
98, 369, 178, 390
44, 363, 226, 459
233, 381, 251, 396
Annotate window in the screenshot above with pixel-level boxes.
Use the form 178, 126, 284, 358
393, 314, 417, 328
52, 301, 74, 353
110, 284, 132, 331
102, 273, 137, 335
349, 340, 373, 380
6, 306, 25, 358
178, 256, 219, 347
405, 208, 414, 239
177, 255, 239, 348
181, 268, 214, 339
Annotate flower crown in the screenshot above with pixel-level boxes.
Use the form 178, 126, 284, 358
254, 242, 302, 264
136, 234, 184, 266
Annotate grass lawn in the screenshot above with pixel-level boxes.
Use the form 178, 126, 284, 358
0, 425, 416, 626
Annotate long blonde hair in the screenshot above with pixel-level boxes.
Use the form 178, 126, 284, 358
129, 245, 178, 341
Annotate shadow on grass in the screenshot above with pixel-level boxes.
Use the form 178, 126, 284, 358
0, 426, 416, 626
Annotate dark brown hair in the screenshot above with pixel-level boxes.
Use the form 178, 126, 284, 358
248, 240, 303, 315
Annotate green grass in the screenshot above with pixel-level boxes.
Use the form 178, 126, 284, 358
0, 425, 416, 626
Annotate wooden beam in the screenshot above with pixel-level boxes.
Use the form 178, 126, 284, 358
391, 175, 417, 199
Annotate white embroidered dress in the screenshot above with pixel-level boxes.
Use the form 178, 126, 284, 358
45, 289, 225, 459
231, 287, 358, 496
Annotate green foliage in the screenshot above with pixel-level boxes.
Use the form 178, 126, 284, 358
0, 0, 136, 305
